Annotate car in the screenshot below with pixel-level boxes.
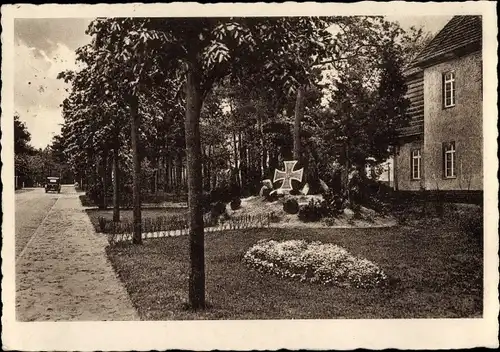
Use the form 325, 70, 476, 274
45, 177, 61, 193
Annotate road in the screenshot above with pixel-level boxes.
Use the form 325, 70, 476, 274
15, 186, 73, 258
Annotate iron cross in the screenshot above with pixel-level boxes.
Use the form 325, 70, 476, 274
273, 160, 304, 192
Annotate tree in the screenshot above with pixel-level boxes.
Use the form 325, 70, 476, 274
137, 17, 336, 309
62, 16, 421, 310
14, 113, 37, 188
14, 113, 33, 155
314, 40, 409, 206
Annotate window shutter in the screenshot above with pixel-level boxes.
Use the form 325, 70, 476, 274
409, 150, 413, 180
453, 75, 456, 105
442, 142, 446, 178
442, 73, 446, 108
420, 148, 423, 180
454, 141, 458, 178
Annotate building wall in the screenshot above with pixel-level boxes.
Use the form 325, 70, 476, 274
394, 137, 424, 191
423, 51, 483, 191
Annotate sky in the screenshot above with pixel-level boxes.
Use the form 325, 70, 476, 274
13, 16, 453, 149
14, 18, 92, 149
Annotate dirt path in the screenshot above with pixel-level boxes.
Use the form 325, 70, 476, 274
16, 186, 139, 321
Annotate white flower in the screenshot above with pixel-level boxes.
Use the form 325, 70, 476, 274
243, 239, 387, 288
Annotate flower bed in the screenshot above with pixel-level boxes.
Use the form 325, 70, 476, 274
243, 239, 388, 288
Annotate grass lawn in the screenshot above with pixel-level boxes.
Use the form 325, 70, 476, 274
87, 207, 187, 233
106, 223, 483, 320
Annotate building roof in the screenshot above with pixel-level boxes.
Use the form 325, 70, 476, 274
411, 15, 482, 68
397, 16, 482, 139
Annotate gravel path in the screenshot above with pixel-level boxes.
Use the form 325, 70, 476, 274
16, 186, 139, 321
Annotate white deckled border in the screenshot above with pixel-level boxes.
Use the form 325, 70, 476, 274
1, 2, 498, 351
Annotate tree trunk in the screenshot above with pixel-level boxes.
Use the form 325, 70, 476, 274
238, 132, 245, 189
210, 146, 217, 190
205, 146, 211, 191
258, 115, 267, 178
163, 156, 170, 192
393, 146, 398, 191
130, 94, 142, 245
293, 84, 305, 163
239, 133, 247, 191
172, 154, 177, 188
102, 149, 108, 209
112, 145, 120, 222
343, 143, 351, 204
176, 153, 183, 192
185, 67, 205, 309
168, 155, 174, 190
232, 131, 239, 187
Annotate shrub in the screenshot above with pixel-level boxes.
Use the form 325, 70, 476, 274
318, 165, 343, 194
98, 216, 107, 232
201, 192, 212, 212
119, 186, 134, 208
289, 189, 301, 196
87, 183, 106, 209
365, 195, 391, 215
283, 198, 300, 214
210, 180, 240, 205
323, 217, 336, 226
210, 201, 227, 224
79, 194, 95, 207
298, 199, 324, 222
230, 198, 242, 210
321, 189, 347, 217
350, 201, 362, 218
243, 239, 388, 288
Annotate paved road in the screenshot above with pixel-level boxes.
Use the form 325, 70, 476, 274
15, 187, 65, 258
15, 185, 138, 321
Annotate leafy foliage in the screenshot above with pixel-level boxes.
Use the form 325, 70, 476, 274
283, 198, 300, 214
230, 198, 242, 210
14, 113, 33, 155
321, 189, 347, 217
298, 199, 325, 222
55, 15, 426, 308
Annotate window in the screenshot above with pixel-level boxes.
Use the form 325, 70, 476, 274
443, 142, 456, 178
443, 72, 456, 108
411, 149, 421, 180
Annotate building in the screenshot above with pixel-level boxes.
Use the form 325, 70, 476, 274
394, 15, 482, 194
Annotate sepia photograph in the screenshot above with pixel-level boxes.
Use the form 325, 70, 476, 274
1, 2, 498, 351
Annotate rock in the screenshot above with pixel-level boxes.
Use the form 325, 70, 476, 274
301, 183, 310, 195
343, 208, 355, 218
267, 189, 282, 201
262, 179, 273, 189
361, 206, 376, 216
270, 188, 285, 196
259, 185, 268, 197
319, 179, 329, 193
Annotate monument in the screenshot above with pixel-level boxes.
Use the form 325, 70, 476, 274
272, 160, 304, 194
